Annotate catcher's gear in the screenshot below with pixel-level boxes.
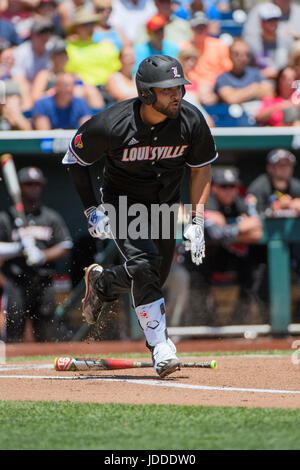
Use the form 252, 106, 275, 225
135, 55, 191, 105
22, 237, 46, 266
84, 205, 111, 239
184, 211, 205, 265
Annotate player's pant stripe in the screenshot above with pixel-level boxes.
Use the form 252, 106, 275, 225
99, 188, 136, 309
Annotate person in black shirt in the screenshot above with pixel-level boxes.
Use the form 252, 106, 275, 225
247, 148, 300, 215
193, 167, 263, 324
63, 55, 218, 378
0, 167, 72, 342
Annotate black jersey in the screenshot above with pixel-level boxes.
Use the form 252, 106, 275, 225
66, 98, 218, 203
206, 193, 248, 218
0, 206, 72, 280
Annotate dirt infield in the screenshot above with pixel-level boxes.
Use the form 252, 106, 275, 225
1, 337, 300, 409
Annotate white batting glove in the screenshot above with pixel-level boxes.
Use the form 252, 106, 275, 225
84, 205, 111, 239
21, 237, 46, 266
184, 211, 205, 265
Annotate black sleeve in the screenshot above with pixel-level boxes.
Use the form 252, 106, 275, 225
69, 113, 110, 166
185, 111, 218, 168
67, 165, 99, 210
48, 211, 72, 246
0, 212, 11, 241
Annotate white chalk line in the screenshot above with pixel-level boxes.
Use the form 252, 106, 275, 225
0, 356, 298, 397
0, 373, 299, 396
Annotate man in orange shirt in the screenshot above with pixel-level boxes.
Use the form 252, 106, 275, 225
181, 11, 232, 105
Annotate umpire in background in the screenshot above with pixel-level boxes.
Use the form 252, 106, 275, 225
63, 54, 218, 378
0, 167, 72, 342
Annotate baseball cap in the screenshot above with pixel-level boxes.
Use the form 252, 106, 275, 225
146, 14, 168, 32
31, 18, 53, 34
18, 167, 46, 184
266, 148, 296, 165
190, 11, 209, 28
49, 38, 67, 56
258, 3, 282, 21
213, 167, 240, 186
68, 8, 101, 34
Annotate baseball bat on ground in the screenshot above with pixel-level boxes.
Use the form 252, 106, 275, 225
0, 153, 26, 227
54, 357, 217, 371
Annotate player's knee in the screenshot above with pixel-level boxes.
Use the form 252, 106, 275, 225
131, 254, 161, 285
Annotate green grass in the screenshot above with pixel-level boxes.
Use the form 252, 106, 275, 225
0, 401, 299, 450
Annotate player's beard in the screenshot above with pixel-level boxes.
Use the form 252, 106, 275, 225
152, 100, 181, 119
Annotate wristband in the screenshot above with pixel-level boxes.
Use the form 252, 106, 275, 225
84, 206, 97, 218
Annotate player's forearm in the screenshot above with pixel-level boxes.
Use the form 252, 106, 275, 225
43, 245, 69, 263
0, 241, 23, 260
67, 164, 98, 210
189, 165, 211, 213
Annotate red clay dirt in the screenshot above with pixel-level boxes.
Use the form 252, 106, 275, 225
1, 337, 300, 409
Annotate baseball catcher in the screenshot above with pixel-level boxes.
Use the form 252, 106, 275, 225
63, 55, 218, 377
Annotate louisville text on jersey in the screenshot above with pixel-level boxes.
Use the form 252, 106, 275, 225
121, 145, 188, 162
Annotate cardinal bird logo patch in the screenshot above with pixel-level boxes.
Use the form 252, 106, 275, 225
75, 134, 83, 149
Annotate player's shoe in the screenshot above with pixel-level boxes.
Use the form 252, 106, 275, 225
82, 263, 104, 324
153, 339, 180, 378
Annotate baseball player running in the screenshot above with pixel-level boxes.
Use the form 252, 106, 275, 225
63, 55, 218, 378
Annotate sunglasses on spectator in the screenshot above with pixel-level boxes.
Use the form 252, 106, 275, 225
95, 7, 112, 12
22, 182, 42, 187
218, 184, 237, 189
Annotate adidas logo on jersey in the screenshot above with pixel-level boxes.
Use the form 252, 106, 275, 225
128, 137, 139, 146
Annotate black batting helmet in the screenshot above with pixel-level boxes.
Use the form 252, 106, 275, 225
135, 55, 191, 105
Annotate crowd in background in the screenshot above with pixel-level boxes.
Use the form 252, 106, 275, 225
1, 0, 300, 129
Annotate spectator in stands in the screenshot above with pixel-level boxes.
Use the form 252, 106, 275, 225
0, 13, 21, 46
288, 39, 300, 79
202, 0, 231, 19
64, 8, 121, 88
255, 65, 300, 126
57, 0, 94, 30
105, 45, 137, 102
135, 0, 193, 46
32, 72, 91, 129
183, 166, 263, 325
181, 11, 232, 105
247, 148, 300, 289
92, 0, 130, 51
109, 0, 157, 43
0, 44, 30, 110
31, 37, 105, 110
133, 14, 180, 74
247, 148, 300, 215
246, 3, 294, 80
34, 0, 64, 38
2, 0, 41, 41
214, 38, 274, 120
11, 18, 53, 109
178, 46, 215, 125
0, 82, 32, 129
243, 0, 300, 47
190, 0, 222, 36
